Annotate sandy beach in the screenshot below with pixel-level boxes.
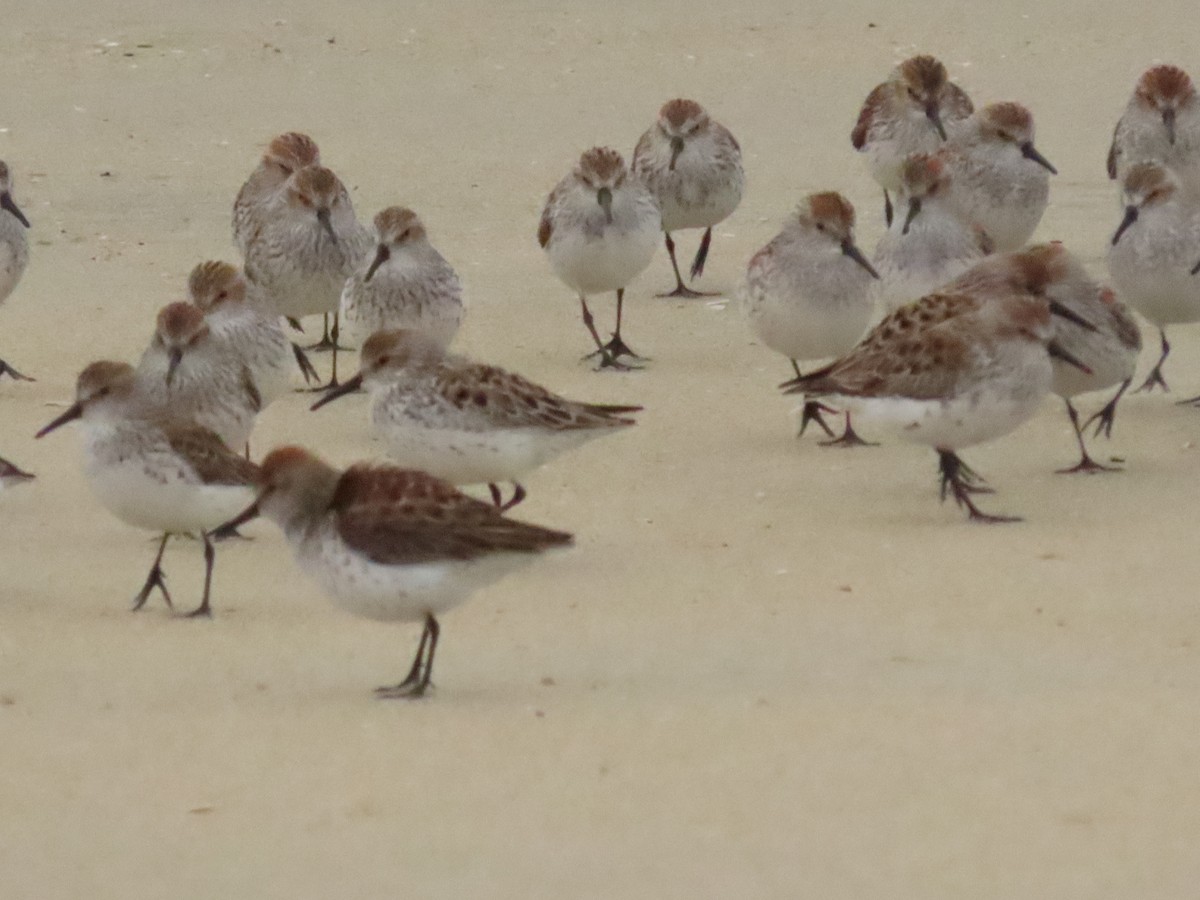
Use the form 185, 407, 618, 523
3, 1, 1200, 896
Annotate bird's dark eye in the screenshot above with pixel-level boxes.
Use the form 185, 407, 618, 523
816, 223, 825, 231
377, 355, 390, 366
908, 88, 919, 100
216, 291, 227, 301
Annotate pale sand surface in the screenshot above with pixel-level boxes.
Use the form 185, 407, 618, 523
2, 1, 1200, 896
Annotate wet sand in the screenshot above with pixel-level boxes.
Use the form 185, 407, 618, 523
3, 2, 1200, 896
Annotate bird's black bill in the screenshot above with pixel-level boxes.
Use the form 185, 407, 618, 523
925, 105, 947, 141
669, 136, 684, 171
596, 187, 613, 225
35, 402, 83, 438
166, 347, 183, 385
902, 198, 922, 235
364, 244, 390, 283
212, 501, 261, 541
1111, 206, 1138, 245
841, 239, 880, 279
1, 192, 29, 228
1020, 142, 1057, 174
1164, 107, 1177, 145
316, 208, 338, 245
310, 372, 364, 410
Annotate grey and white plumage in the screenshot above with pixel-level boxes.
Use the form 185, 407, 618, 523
137, 301, 261, 451
340, 206, 464, 349
35, 361, 258, 617
214, 445, 573, 698
311, 329, 641, 509
871, 153, 993, 312
1107, 162, 1200, 393
0, 160, 32, 382
939, 102, 1056, 251
232, 132, 321, 256
1108, 65, 1200, 195
539, 146, 661, 367
632, 98, 743, 296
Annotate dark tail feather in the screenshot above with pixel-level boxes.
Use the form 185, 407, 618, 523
779, 362, 838, 395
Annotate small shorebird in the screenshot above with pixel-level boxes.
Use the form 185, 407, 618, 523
741, 192, 879, 445
340, 206, 464, 350
540, 147, 661, 368
232, 132, 321, 255
632, 98, 744, 297
138, 302, 262, 452
243, 164, 371, 386
0, 160, 32, 382
939, 101, 1056, 251
1107, 162, 1200, 393
312, 329, 641, 509
214, 446, 573, 698
188, 260, 319, 402
1027, 243, 1141, 473
36, 361, 258, 616
852, 55, 974, 225
781, 251, 1093, 522
1108, 65, 1200, 194
871, 152, 992, 312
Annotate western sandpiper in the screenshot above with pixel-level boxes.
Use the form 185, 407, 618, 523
1108, 65, 1200, 194
311, 329, 641, 509
540, 147, 660, 368
781, 251, 1092, 522
940, 101, 1056, 251
340, 206, 464, 350
36, 361, 258, 616
243, 164, 371, 386
189, 260, 319, 401
1027, 243, 1141, 473
632, 99, 744, 297
851, 55, 973, 225
0, 160, 32, 382
871, 152, 992, 312
215, 446, 573, 698
232, 132, 321, 255
741, 192, 879, 445
1107, 162, 1200, 393
138, 302, 262, 452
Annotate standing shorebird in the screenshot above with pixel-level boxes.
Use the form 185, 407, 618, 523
312, 329, 641, 509
243, 164, 372, 387
939, 101, 1057, 251
1107, 162, 1200, 394
1024, 243, 1141, 473
741, 192, 879, 445
36, 361, 258, 617
0, 161, 32, 382
539, 147, 661, 368
214, 446, 573, 698
852, 54, 974, 225
1108, 65, 1200, 194
137, 302, 262, 453
340, 206, 464, 350
781, 251, 1093, 522
633, 99, 744, 297
188, 260, 319, 403
871, 152, 992, 313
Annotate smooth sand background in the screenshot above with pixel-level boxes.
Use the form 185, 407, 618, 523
3, 1, 1200, 897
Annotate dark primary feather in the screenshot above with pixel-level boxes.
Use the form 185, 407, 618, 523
332, 465, 573, 566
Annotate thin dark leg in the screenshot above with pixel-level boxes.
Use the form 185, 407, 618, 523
488, 483, 503, 507
305, 313, 352, 352
0, 359, 34, 382
884, 190, 894, 227
1057, 399, 1119, 474
584, 289, 645, 362
790, 359, 803, 379
184, 532, 216, 618
656, 233, 713, 298
578, 295, 627, 370
132, 534, 173, 611
292, 343, 320, 385
937, 450, 1020, 523
797, 398, 838, 439
689, 227, 713, 281
1136, 329, 1170, 393
820, 410, 879, 448
376, 614, 439, 699
500, 483, 527, 511
1083, 379, 1130, 439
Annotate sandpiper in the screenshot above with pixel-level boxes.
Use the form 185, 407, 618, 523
0, 160, 32, 382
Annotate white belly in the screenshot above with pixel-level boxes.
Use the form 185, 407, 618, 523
86, 460, 253, 534
548, 223, 659, 296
